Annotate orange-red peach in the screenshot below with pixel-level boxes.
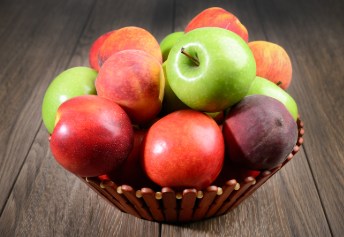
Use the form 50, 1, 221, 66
88, 30, 114, 71
185, 7, 249, 42
96, 49, 164, 125
98, 26, 162, 66
249, 41, 292, 89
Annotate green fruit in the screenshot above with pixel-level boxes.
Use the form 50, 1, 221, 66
42, 67, 97, 134
166, 27, 256, 112
247, 76, 298, 120
160, 31, 184, 62
161, 61, 189, 114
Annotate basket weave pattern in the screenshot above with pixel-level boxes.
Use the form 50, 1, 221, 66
82, 119, 304, 223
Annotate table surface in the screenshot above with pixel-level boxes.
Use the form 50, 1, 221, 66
0, 0, 343, 236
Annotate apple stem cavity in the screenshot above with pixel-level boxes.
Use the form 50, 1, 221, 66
181, 47, 200, 66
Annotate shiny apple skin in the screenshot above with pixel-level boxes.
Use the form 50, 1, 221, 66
166, 27, 256, 112
247, 76, 298, 120
42, 67, 97, 134
142, 110, 224, 190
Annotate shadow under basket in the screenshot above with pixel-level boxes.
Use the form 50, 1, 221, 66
81, 119, 304, 223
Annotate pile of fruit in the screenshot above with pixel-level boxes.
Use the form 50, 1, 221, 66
42, 7, 299, 191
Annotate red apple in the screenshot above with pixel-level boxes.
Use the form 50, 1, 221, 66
185, 7, 249, 42
89, 30, 114, 71
248, 41, 292, 89
96, 49, 164, 125
50, 95, 134, 177
98, 26, 162, 66
142, 110, 224, 190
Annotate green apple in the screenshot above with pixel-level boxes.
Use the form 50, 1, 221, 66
161, 61, 189, 114
247, 76, 298, 120
166, 27, 256, 112
42, 67, 97, 134
160, 31, 184, 62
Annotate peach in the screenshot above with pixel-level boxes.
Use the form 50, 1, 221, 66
96, 49, 164, 125
88, 30, 114, 71
98, 26, 162, 66
185, 7, 248, 42
249, 41, 292, 89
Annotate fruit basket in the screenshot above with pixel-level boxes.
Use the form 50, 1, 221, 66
42, 6, 304, 224
81, 119, 304, 223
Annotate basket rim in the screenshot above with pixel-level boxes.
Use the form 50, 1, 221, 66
80, 117, 304, 223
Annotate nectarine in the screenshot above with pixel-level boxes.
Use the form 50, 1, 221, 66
50, 95, 133, 177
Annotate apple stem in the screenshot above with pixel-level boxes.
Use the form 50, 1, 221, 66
276, 81, 282, 86
181, 47, 200, 66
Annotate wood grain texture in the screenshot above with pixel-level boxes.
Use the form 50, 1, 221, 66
0, 0, 343, 236
253, 0, 344, 235
0, 0, 173, 236
0, 125, 159, 237
0, 0, 96, 213
161, 0, 333, 236
68, 0, 175, 69
162, 149, 331, 236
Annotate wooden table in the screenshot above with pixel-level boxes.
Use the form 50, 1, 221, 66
0, 0, 343, 236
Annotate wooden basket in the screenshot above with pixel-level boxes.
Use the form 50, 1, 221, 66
82, 119, 304, 223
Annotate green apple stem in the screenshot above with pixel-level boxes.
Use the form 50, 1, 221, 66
181, 47, 200, 66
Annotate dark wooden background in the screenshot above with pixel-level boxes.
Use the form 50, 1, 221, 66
0, 0, 343, 236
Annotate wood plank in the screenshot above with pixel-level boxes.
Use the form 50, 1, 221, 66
68, 0, 175, 69
162, 152, 331, 236
162, 0, 332, 236
253, 0, 344, 235
0, 0, 174, 236
0, 0, 96, 213
1, 0, 342, 236
0, 125, 160, 237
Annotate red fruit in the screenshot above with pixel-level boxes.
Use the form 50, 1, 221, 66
96, 49, 164, 125
50, 95, 134, 177
223, 95, 298, 170
89, 31, 114, 71
248, 41, 292, 89
185, 7, 249, 42
98, 26, 162, 66
142, 110, 224, 190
